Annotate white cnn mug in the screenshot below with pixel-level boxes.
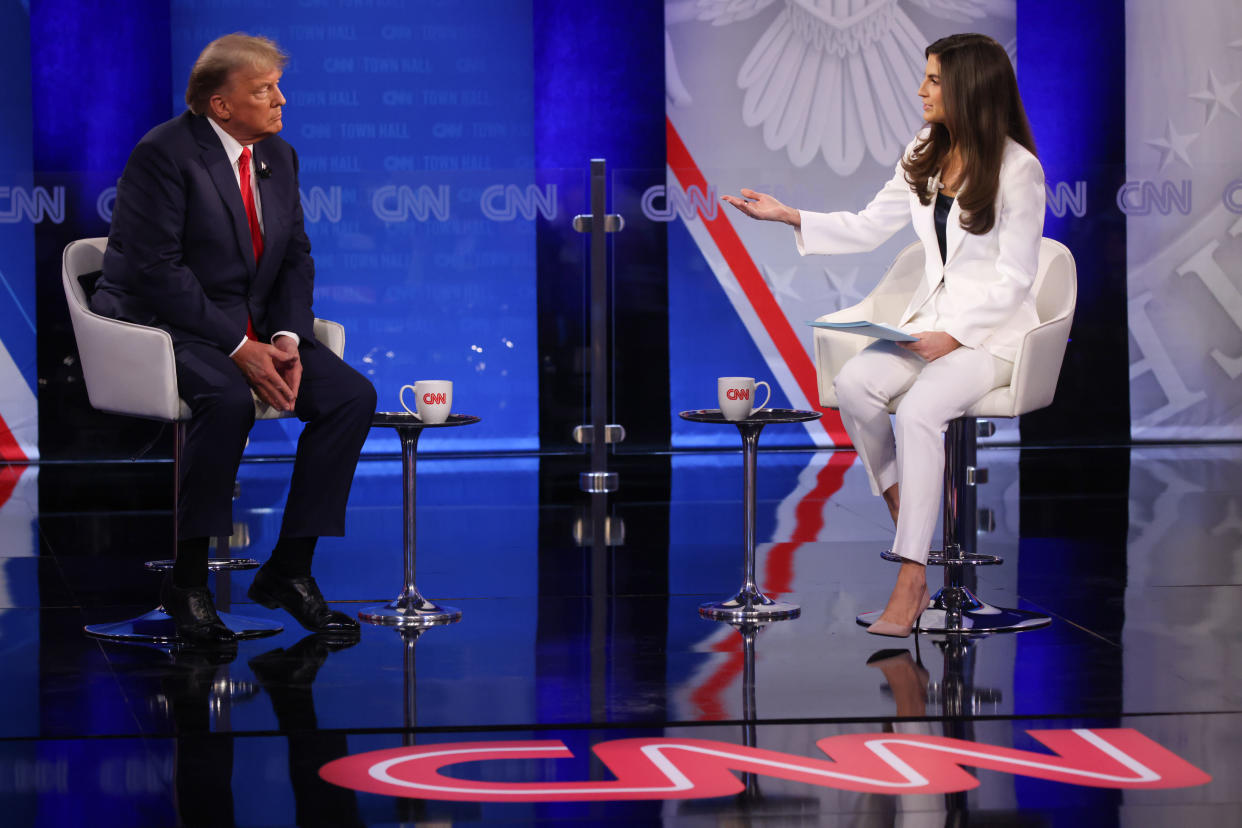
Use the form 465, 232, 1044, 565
400, 380, 453, 424
718, 377, 770, 421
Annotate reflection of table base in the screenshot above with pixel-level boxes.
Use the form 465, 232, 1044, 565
855, 586, 1050, 634
679, 409, 822, 623
700, 590, 800, 622
677, 619, 818, 817
361, 412, 478, 629
358, 588, 461, 627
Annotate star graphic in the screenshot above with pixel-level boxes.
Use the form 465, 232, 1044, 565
823, 265, 865, 307
1189, 70, 1241, 125
763, 264, 804, 305
1146, 120, 1199, 171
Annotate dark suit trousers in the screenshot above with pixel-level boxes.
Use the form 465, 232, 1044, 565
174, 340, 377, 540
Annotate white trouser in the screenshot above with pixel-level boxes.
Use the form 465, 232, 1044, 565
833, 341, 1012, 565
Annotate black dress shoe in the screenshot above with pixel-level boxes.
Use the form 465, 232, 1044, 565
160, 576, 237, 646
248, 566, 360, 634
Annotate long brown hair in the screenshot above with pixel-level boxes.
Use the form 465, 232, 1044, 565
901, 33, 1036, 235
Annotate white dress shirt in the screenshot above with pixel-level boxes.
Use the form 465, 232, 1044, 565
206, 117, 300, 357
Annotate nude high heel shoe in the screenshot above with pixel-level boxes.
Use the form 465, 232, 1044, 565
866, 585, 932, 638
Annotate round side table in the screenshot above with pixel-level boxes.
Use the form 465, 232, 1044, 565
360, 412, 480, 627
678, 408, 822, 621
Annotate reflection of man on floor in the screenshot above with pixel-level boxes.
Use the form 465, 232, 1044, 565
250, 634, 364, 828
90, 34, 375, 645
165, 649, 241, 828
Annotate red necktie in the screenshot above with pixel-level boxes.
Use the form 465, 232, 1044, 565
239, 147, 263, 341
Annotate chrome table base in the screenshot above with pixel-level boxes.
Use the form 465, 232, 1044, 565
360, 413, 479, 629
700, 588, 801, 622
358, 588, 461, 628
680, 409, 822, 622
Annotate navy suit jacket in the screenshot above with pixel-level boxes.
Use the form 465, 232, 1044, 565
93, 110, 317, 352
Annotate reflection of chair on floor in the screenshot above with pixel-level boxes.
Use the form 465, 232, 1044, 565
63, 237, 346, 642
927, 634, 1001, 716
814, 238, 1077, 633
867, 634, 1000, 718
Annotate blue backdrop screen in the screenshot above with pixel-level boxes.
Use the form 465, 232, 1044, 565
0, 0, 35, 395
171, 0, 539, 453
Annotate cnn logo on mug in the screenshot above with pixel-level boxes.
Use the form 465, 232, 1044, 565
717, 377, 770, 421
400, 380, 453, 424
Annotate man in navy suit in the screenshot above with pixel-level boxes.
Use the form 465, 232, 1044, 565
92, 34, 375, 645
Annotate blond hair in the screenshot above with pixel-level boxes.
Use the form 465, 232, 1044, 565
185, 33, 288, 116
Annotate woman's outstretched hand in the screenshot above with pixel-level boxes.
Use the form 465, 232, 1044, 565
721, 188, 801, 228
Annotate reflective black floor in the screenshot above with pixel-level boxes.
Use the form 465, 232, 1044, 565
2, 441, 1240, 825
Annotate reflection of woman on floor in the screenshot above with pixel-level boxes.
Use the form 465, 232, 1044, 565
865, 648, 944, 828
867, 648, 929, 717
725, 33, 1045, 636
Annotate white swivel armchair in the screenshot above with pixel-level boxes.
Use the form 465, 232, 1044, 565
63, 237, 347, 642
813, 237, 1077, 633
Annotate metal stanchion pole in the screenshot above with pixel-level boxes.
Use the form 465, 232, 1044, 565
572, 158, 625, 494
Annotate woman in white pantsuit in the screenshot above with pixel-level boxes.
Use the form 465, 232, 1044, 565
724, 33, 1046, 637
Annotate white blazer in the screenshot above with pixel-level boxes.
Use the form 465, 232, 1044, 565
794, 136, 1046, 362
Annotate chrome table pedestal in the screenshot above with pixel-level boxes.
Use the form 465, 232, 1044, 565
679, 409, 822, 621
858, 417, 1051, 634
359, 412, 480, 627
85, 557, 282, 643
